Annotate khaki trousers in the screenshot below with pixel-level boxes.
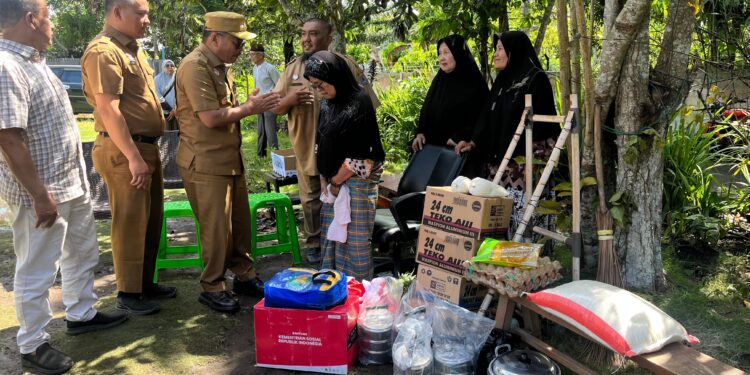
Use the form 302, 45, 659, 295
297, 172, 321, 248
179, 167, 255, 292
92, 136, 162, 293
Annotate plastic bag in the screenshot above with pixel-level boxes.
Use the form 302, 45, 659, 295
357, 277, 404, 365
469, 177, 509, 197
471, 238, 541, 269
392, 316, 433, 374
393, 282, 438, 335
358, 276, 404, 321
263, 268, 348, 310
431, 299, 495, 373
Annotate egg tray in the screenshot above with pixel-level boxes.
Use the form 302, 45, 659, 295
461, 257, 563, 297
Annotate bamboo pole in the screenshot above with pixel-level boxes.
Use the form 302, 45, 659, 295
531, 114, 566, 123
573, 0, 595, 148
492, 109, 529, 185
556, 0, 572, 113
524, 95, 534, 208
569, 94, 581, 281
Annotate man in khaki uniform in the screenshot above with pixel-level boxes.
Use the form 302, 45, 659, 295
81, 0, 175, 316
273, 18, 378, 264
175, 11, 280, 313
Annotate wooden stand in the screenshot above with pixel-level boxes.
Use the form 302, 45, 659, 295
490, 94, 581, 280
493, 294, 746, 375
479, 94, 744, 374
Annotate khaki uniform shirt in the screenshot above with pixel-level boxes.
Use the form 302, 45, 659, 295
274, 53, 378, 176
81, 25, 165, 137
175, 44, 243, 175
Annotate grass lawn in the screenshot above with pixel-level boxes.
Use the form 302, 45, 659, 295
77, 116, 97, 142
544, 246, 750, 373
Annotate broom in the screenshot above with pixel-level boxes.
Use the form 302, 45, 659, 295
585, 104, 625, 366
593, 104, 622, 287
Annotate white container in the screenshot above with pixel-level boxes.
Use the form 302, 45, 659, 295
271, 149, 297, 177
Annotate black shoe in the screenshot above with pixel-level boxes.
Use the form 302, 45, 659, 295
233, 277, 265, 298
66, 311, 128, 336
143, 283, 177, 299
21, 342, 73, 375
116, 293, 161, 315
198, 291, 239, 313
305, 247, 322, 264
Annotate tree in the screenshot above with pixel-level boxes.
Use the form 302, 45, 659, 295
594, 0, 698, 289
47, 0, 102, 57
275, 0, 415, 53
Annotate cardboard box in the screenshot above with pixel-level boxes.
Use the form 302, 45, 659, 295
271, 149, 297, 177
422, 186, 513, 239
254, 292, 359, 374
416, 226, 482, 275
415, 264, 486, 309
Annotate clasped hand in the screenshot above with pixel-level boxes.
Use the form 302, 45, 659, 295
244, 89, 281, 114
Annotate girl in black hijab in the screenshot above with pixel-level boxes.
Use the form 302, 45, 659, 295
412, 34, 489, 151
456, 30, 559, 237
304, 51, 385, 280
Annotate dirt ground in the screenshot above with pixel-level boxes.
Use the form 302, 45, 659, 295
0, 215, 393, 375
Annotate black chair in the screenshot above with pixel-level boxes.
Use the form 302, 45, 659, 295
158, 130, 184, 189
372, 144, 466, 276
81, 141, 111, 219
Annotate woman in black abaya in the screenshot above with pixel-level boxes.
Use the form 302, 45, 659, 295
411, 34, 489, 151
456, 30, 560, 237
304, 51, 385, 280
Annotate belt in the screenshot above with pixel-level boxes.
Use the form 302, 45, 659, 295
99, 132, 159, 144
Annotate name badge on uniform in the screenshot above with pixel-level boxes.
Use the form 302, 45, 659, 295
125, 53, 136, 65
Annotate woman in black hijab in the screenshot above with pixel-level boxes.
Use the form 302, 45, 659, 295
304, 51, 385, 280
456, 30, 559, 236
412, 34, 489, 151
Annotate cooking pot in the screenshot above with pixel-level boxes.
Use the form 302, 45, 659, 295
488, 345, 561, 375
359, 306, 394, 364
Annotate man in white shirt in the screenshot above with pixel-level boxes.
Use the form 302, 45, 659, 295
0, 0, 127, 373
250, 44, 280, 157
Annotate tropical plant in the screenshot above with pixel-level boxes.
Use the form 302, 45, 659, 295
346, 43, 372, 65
380, 41, 409, 66
663, 107, 732, 247
390, 43, 436, 73
47, 0, 102, 58
724, 121, 750, 215
375, 71, 432, 171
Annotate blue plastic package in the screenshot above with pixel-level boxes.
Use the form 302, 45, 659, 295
264, 268, 349, 310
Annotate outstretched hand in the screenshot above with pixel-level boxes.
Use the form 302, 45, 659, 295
244, 89, 281, 115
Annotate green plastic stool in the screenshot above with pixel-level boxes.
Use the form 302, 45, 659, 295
248, 192, 302, 265
153, 200, 203, 282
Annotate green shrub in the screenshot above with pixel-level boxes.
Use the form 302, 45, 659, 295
663, 107, 732, 246
376, 70, 432, 171
380, 41, 408, 66
233, 73, 258, 125
346, 43, 371, 65
390, 43, 436, 73
724, 121, 750, 215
